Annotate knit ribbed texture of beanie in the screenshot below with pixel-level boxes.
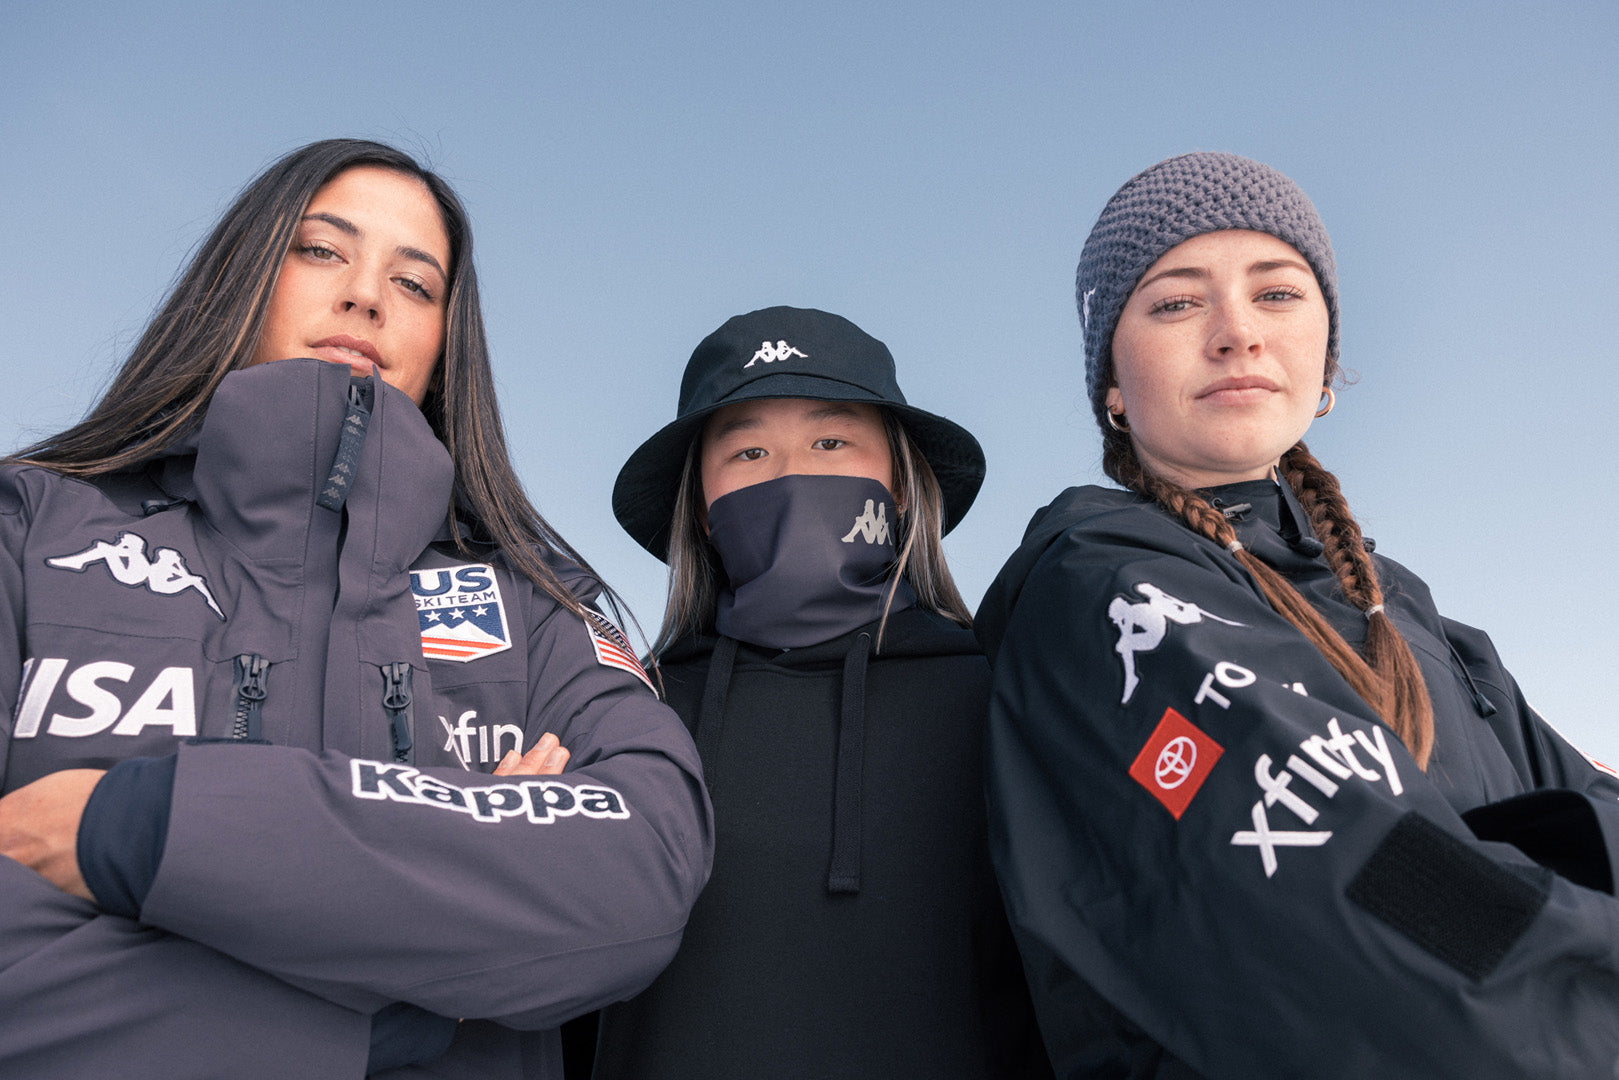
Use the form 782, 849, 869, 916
1076, 151, 1339, 432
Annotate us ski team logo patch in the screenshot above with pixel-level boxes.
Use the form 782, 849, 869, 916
1128, 707, 1224, 820
411, 563, 512, 662
585, 611, 654, 691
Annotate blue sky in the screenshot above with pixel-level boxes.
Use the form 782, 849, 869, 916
4, 1, 1616, 758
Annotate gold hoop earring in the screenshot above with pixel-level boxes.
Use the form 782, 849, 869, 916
1106, 410, 1130, 434
1315, 387, 1335, 418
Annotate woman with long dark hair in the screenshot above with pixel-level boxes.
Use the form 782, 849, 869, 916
0, 139, 711, 1079
976, 152, 1619, 1077
594, 306, 1048, 1079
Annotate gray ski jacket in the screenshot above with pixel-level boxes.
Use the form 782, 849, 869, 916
975, 479, 1619, 1079
0, 358, 713, 1078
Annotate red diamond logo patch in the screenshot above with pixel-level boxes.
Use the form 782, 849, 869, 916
1128, 707, 1224, 820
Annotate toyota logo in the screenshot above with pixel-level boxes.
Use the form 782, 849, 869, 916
1155, 736, 1197, 789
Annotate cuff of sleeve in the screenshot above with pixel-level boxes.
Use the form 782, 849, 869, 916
77, 754, 177, 918
1462, 788, 1615, 894
368, 1003, 459, 1072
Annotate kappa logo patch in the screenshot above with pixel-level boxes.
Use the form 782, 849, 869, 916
1108, 583, 1241, 704
585, 611, 654, 691
411, 563, 512, 662
47, 532, 225, 621
1129, 707, 1224, 819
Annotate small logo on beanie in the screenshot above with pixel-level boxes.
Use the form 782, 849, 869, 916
1081, 287, 1097, 333
841, 500, 891, 545
744, 340, 809, 369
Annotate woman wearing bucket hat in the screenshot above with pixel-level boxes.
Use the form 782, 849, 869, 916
974, 152, 1619, 1077
593, 306, 1049, 1079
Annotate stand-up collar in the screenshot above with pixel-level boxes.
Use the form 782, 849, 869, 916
157, 358, 454, 570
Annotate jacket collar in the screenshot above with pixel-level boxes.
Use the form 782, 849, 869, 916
154, 358, 454, 571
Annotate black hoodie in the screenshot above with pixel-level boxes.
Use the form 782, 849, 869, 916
594, 605, 1050, 1079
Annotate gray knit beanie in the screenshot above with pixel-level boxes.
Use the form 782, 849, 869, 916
1076, 151, 1339, 432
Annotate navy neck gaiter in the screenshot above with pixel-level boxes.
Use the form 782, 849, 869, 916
707, 473, 915, 649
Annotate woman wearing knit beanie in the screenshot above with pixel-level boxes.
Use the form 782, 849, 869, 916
974, 152, 1619, 1077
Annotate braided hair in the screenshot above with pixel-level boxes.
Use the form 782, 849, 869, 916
1103, 427, 1435, 769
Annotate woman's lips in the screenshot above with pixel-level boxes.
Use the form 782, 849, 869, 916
308, 336, 381, 375
1198, 376, 1279, 405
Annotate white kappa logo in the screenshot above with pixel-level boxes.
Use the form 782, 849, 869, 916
1154, 736, 1197, 789
1108, 583, 1241, 704
743, 340, 808, 368
47, 532, 225, 620
841, 499, 891, 545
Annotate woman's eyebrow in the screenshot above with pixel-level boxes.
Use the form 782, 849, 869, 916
301, 212, 447, 279
707, 414, 762, 441
1135, 265, 1207, 291
304, 211, 358, 235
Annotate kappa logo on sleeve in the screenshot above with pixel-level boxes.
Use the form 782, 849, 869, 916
585, 611, 655, 691
47, 532, 225, 620
352, 759, 632, 824
1128, 707, 1225, 819
411, 563, 512, 662
1108, 583, 1242, 703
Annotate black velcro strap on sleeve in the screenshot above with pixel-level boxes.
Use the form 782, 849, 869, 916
1462, 789, 1613, 894
1347, 811, 1550, 981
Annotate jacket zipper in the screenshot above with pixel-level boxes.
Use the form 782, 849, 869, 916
231, 653, 271, 740
381, 661, 414, 762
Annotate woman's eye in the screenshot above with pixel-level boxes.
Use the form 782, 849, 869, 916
1148, 295, 1195, 315
396, 276, 434, 300
813, 438, 846, 451
737, 447, 766, 461
1257, 285, 1306, 302
299, 243, 340, 262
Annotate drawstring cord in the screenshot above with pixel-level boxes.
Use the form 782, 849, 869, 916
827, 632, 871, 895
693, 636, 739, 796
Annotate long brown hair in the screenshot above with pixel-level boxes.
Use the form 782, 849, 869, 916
652, 409, 971, 657
9, 138, 607, 619
1103, 426, 1435, 768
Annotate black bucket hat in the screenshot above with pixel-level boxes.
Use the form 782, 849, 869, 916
613, 306, 986, 560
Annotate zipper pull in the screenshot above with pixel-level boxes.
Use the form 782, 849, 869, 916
231, 654, 271, 740
381, 662, 414, 762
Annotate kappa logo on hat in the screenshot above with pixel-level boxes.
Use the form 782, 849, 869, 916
743, 340, 808, 369
1128, 707, 1224, 820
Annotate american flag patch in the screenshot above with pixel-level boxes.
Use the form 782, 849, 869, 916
411, 563, 513, 663
585, 611, 653, 691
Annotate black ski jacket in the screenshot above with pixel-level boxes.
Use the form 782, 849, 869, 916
975, 480, 1619, 1079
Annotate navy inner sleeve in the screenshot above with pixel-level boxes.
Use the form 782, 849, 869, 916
77, 754, 177, 920
368, 1003, 459, 1072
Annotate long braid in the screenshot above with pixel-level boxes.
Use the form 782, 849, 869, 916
1104, 430, 1430, 769
1282, 444, 1434, 767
